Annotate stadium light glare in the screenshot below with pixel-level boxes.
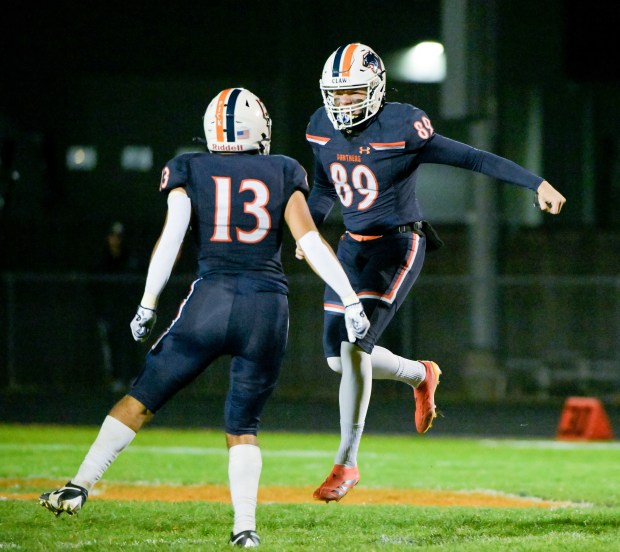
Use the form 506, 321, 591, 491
66, 146, 97, 171
389, 41, 446, 83
121, 145, 153, 172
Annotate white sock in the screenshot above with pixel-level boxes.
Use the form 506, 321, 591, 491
335, 423, 364, 467
72, 415, 136, 492
229, 444, 262, 535
335, 342, 372, 467
370, 345, 426, 387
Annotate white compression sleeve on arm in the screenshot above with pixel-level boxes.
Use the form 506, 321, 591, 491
297, 231, 356, 305
142, 191, 191, 308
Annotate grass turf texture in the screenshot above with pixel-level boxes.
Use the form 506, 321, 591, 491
1, 423, 619, 550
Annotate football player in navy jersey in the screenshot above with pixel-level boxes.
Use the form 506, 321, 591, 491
39, 88, 369, 547
299, 43, 566, 502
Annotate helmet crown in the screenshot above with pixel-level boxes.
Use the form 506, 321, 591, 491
204, 88, 271, 154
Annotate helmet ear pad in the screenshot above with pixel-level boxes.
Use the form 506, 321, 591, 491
204, 88, 272, 154
320, 43, 386, 130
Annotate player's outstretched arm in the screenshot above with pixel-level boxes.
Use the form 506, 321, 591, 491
284, 191, 370, 342
535, 180, 566, 215
130, 188, 191, 342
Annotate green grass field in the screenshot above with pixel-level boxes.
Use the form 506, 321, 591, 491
1, 423, 619, 550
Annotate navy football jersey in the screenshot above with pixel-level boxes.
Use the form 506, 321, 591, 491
306, 102, 542, 234
160, 152, 309, 289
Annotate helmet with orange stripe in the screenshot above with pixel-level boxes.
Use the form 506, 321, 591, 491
320, 43, 386, 130
203, 88, 272, 154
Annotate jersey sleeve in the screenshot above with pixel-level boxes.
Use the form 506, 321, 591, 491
304, 113, 339, 227
282, 156, 310, 198
159, 154, 193, 194
279, 155, 310, 204
307, 158, 337, 227
417, 134, 543, 190
403, 105, 436, 151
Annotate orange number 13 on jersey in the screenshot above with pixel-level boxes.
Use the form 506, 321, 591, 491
211, 176, 271, 244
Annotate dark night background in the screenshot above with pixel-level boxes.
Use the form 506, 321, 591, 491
1, 1, 620, 433
1, 0, 619, 271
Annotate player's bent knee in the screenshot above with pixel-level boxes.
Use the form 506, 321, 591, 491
109, 395, 153, 432
327, 356, 342, 374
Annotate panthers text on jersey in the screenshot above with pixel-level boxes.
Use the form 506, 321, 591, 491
160, 151, 309, 291
306, 102, 542, 235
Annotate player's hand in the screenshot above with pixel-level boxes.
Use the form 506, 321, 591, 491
344, 301, 370, 342
130, 305, 157, 342
535, 180, 566, 215
295, 242, 305, 260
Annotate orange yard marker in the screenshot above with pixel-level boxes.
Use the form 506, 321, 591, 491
556, 396, 614, 440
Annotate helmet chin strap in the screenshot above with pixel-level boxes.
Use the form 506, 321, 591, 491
340, 109, 381, 135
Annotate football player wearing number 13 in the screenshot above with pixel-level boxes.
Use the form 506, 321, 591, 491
301, 43, 566, 502
39, 87, 369, 547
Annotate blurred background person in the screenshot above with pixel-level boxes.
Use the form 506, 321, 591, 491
92, 221, 142, 392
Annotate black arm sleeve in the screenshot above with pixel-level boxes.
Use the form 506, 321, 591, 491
417, 134, 543, 191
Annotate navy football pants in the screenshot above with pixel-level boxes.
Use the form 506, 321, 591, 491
129, 275, 288, 435
322, 231, 426, 356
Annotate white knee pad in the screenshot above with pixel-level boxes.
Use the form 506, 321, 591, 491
327, 356, 342, 374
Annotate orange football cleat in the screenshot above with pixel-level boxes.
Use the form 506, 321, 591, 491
313, 464, 360, 502
414, 360, 442, 433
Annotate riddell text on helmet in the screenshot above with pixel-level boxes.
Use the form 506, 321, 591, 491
211, 144, 244, 151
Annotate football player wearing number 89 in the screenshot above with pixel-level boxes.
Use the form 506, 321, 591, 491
301, 43, 566, 502
39, 87, 369, 548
